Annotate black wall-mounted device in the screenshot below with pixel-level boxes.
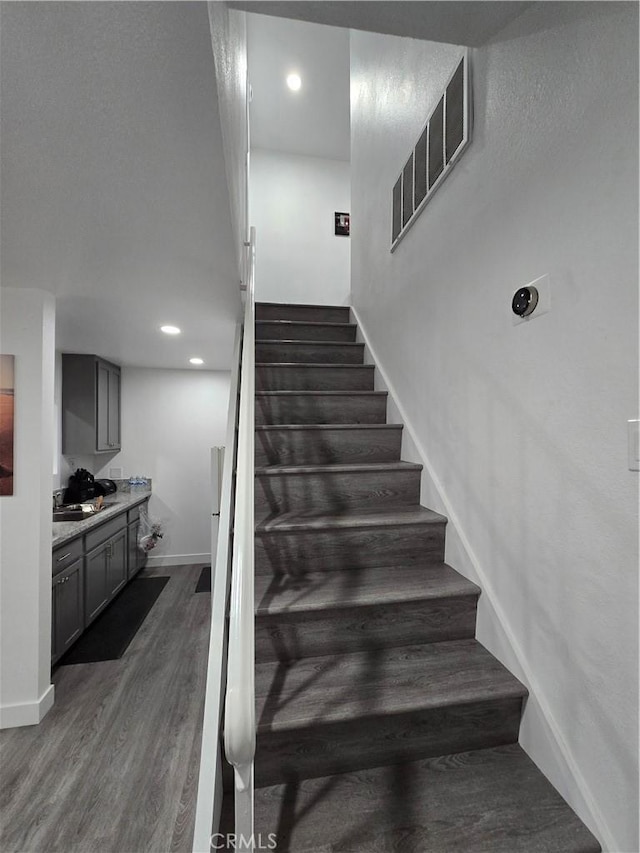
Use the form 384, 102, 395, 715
512, 285, 539, 317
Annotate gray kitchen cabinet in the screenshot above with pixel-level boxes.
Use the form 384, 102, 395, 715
62, 354, 121, 454
85, 515, 128, 623
85, 541, 110, 624
127, 519, 141, 578
51, 557, 84, 664
52, 498, 149, 665
107, 527, 127, 597
127, 498, 150, 578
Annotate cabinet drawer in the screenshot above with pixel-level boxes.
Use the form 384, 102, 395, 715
85, 512, 127, 552
52, 538, 83, 576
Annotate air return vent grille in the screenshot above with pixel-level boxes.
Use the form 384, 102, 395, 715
391, 51, 472, 250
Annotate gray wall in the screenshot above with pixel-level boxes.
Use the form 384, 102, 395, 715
349, 4, 638, 850
250, 149, 351, 305
209, 2, 249, 271
0, 289, 56, 728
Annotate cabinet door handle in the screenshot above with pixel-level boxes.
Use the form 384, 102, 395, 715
57, 553, 71, 562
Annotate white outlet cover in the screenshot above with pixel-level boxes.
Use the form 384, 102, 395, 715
511, 273, 551, 325
628, 420, 639, 471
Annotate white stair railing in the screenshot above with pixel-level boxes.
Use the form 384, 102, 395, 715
192, 329, 241, 853
224, 226, 256, 849
192, 227, 255, 853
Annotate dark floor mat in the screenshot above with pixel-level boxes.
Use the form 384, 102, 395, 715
195, 565, 211, 593
58, 576, 170, 665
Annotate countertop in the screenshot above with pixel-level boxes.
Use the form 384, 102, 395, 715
52, 488, 152, 549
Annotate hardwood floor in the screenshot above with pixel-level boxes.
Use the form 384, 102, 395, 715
0, 563, 210, 853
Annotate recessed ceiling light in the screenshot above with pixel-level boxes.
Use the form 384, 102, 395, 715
160, 325, 181, 335
286, 73, 302, 92
189, 357, 204, 365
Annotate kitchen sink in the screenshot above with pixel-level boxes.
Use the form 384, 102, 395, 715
52, 501, 118, 522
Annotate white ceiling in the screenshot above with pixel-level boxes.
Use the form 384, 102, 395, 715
0, 2, 241, 370
232, 1, 533, 48
1, 1, 533, 373
247, 14, 350, 161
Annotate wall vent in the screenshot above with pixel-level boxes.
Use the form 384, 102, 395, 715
391, 50, 472, 251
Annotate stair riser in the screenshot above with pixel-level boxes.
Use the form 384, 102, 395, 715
255, 522, 446, 575
256, 596, 479, 663
256, 365, 374, 392
255, 427, 403, 466
256, 698, 523, 786
255, 469, 421, 521
256, 394, 387, 426
256, 342, 364, 365
256, 304, 351, 324
256, 322, 357, 343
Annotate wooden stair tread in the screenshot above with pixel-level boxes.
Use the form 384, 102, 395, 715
258, 339, 363, 346
256, 320, 357, 329
256, 638, 527, 731
255, 563, 480, 616
255, 423, 402, 431
256, 390, 387, 397
256, 505, 447, 533
255, 362, 373, 368
251, 744, 601, 853
257, 301, 350, 310
255, 461, 421, 476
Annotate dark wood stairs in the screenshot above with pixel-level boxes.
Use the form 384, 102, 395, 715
222, 301, 600, 852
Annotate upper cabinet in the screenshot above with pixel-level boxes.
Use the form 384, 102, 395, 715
62, 355, 121, 454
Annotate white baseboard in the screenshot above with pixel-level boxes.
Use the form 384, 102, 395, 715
351, 306, 616, 853
0, 683, 55, 729
146, 552, 210, 568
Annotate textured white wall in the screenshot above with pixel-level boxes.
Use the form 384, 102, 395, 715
350, 5, 638, 852
88, 369, 229, 564
209, 2, 249, 273
0, 289, 55, 727
250, 148, 351, 305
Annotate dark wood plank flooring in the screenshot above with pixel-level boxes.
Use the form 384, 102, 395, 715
0, 563, 210, 853
249, 743, 602, 853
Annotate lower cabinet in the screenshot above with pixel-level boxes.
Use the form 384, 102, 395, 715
51, 558, 84, 665
85, 541, 110, 624
127, 519, 141, 579
52, 498, 151, 665
85, 526, 128, 624
108, 528, 128, 597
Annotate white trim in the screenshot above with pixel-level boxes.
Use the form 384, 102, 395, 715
0, 683, 55, 729
351, 305, 616, 853
145, 553, 210, 568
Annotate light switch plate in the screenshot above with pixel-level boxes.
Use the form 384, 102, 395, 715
628, 420, 639, 471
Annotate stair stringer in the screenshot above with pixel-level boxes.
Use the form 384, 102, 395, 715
351, 305, 614, 853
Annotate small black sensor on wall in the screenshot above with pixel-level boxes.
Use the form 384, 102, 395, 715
335, 212, 350, 236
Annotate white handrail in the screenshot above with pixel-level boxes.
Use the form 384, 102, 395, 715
224, 226, 256, 847
192, 324, 242, 853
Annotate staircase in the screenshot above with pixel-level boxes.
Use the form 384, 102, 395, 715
229, 302, 601, 852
